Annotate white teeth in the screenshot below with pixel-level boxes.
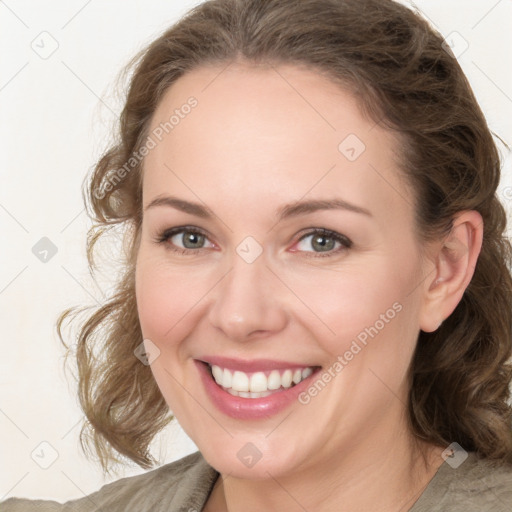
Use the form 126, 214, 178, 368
209, 364, 316, 396
302, 367, 313, 379
281, 369, 293, 388
232, 371, 249, 392
267, 370, 281, 390
222, 368, 232, 388
212, 365, 224, 383
249, 372, 268, 392
227, 389, 273, 398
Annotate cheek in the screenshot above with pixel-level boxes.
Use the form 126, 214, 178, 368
135, 256, 216, 352
135, 259, 209, 413
286, 254, 421, 363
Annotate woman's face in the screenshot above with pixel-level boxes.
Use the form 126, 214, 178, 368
135, 62, 434, 478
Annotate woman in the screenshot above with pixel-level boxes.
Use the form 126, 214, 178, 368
3, 0, 511, 510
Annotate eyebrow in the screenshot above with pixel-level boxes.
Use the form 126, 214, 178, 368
145, 196, 214, 218
144, 195, 372, 220
277, 198, 372, 219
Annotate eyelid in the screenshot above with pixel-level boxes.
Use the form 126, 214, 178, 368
291, 228, 352, 257
154, 225, 215, 254
156, 225, 208, 239
155, 225, 352, 257
296, 227, 352, 245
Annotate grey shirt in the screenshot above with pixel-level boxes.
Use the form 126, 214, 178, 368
2, 451, 511, 511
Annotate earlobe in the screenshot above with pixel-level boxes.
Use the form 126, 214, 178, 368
419, 210, 483, 333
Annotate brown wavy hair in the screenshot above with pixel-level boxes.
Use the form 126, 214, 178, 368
57, 0, 512, 474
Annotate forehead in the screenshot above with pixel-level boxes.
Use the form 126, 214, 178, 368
143, 63, 412, 227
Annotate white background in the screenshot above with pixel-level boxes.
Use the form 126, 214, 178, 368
1, 0, 511, 502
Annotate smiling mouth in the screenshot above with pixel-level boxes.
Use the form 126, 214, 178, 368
206, 363, 321, 399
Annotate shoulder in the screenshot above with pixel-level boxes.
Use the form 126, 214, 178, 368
413, 453, 512, 512
1, 451, 219, 512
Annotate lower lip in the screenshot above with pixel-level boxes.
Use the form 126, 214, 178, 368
196, 361, 319, 420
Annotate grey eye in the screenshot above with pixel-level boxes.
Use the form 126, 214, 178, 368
296, 233, 340, 253
171, 231, 207, 249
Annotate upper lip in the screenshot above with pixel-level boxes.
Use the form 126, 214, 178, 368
197, 356, 318, 373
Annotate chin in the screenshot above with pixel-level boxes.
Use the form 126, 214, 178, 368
196, 434, 309, 480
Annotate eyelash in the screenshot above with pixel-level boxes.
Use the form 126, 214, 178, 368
155, 226, 213, 256
154, 226, 352, 258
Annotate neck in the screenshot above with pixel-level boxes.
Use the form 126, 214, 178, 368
204, 424, 444, 512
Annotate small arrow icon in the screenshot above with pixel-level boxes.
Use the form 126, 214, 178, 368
338, 134, 365, 161
30, 441, 59, 469
237, 442, 262, 468
236, 236, 263, 263
441, 32, 469, 59
441, 442, 468, 469
32, 237, 58, 263
31, 31, 59, 60
134, 339, 160, 365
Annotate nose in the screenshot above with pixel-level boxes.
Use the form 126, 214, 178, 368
207, 253, 288, 342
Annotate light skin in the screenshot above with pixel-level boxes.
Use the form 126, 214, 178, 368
135, 61, 483, 512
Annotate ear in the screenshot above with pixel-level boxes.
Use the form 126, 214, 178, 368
419, 210, 483, 333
